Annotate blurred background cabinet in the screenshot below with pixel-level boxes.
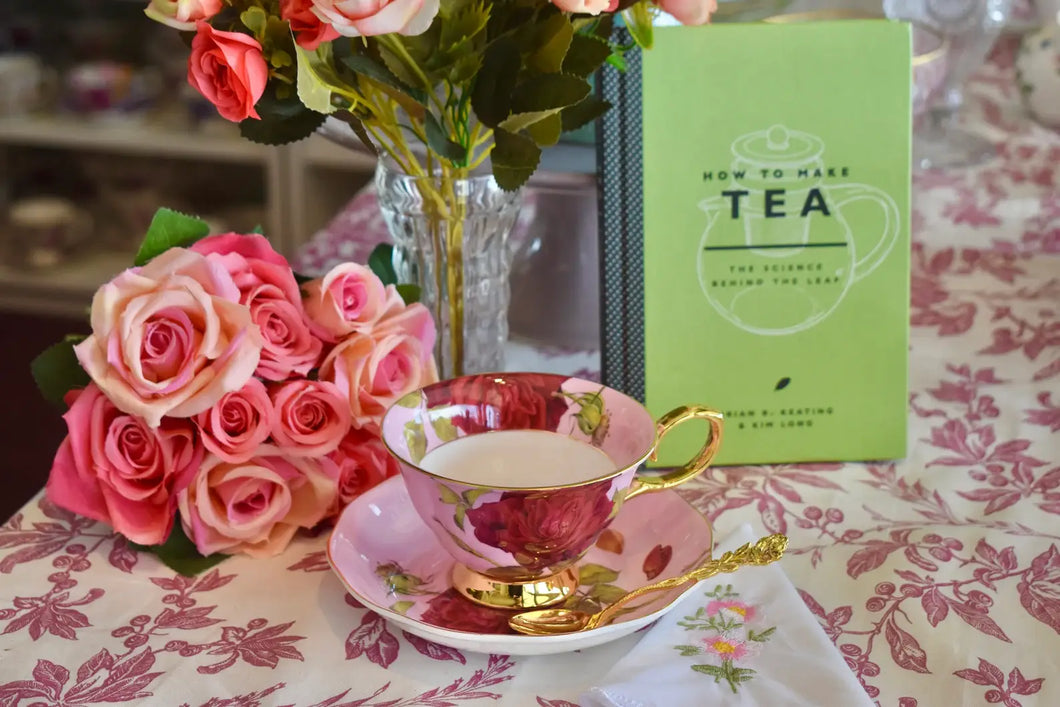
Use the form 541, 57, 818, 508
0, 0, 379, 318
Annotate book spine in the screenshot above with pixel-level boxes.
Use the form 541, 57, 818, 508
596, 30, 646, 402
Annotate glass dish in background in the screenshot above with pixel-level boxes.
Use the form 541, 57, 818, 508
885, 0, 1013, 170
913, 24, 950, 122
4, 197, 92, 270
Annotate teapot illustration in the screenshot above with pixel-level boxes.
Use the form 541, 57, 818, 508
696, 125, 900, 335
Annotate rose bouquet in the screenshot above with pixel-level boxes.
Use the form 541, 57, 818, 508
146, 0, 717, 189
32, 208, 437, 574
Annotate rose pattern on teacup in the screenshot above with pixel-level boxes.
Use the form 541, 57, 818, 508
382, 374, 673, 582
462, 482, 615, 573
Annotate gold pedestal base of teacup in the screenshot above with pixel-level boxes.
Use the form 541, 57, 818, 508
451, 563, 579, 610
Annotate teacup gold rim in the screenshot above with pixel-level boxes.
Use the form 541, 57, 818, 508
325, 476, 717, 638
380, 371, 660, 492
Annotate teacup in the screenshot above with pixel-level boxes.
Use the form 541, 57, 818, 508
380, 372, 723, 609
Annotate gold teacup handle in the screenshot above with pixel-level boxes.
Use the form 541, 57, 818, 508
624, 405, 724, 502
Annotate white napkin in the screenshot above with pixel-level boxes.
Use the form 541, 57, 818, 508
579, 524, 874, 707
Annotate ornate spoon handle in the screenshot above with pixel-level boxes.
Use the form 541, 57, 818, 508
587, 533, 788, 630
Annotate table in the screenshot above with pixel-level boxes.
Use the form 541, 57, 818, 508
2, 46, 1059, 706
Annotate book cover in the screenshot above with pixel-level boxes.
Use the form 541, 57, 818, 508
641, 21, 911, 466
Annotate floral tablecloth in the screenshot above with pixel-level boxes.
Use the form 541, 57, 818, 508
3, 44, 1059, 706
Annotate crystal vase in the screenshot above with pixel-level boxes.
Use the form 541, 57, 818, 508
374, 159, 523, 379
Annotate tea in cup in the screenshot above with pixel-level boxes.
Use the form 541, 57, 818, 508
380, 373, 723, 609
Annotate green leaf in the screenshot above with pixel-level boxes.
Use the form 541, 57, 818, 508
563, 34, 613, 78
527, 113, 561, 147
529, 13, 574, 74
605, 52, 627, 72
497, 110, 556, 134
270, 50, 293, 70
449, 53, 483, 84
748, 626, 777, 642
510, 74, 591, 115
589, 583, 629, 604
439, 484, 462, 505
404, 420, 427, 463
240, 6, 267, 36
391, 600, 415, 615
691, 664, 725, 677
432, 417, 459, 443
675, 644, 703, 656
240, 88, 327, 146
462, 488, 490, 507
295, 43, 355, 115
623, 2, 654, 50
424, 112, 467, 165
394, 392, 421, 408
132, 522, 229, 577
396, 283, 420, 304
340, 52, 429, 106
440, 0, 490, 54
454, 504, 467, 531
31, 338, 90, 409
491, 128, 540, 192
561, 96, 611, 133
578, 563, 619, 586
471, 37, 520, 127
590, 12, 616, 39
401, 21, 446, 72
135, 208, 210, 266
332, 111, 379, 156
368, 243, 398, 286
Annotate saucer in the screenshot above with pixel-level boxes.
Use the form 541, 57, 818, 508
327, 476, 715, 656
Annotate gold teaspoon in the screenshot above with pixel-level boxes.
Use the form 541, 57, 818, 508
508, 533, 788, 636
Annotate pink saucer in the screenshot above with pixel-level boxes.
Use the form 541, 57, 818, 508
327, 476, 714, 656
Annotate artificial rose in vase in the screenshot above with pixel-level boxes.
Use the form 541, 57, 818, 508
35, 208, 437, 573
147, 0, 718, 378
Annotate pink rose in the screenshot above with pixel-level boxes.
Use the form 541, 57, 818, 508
319, 302, 438, 425
549, 0, 616, 14
187, 21, 268, 122
326, 424, 398, 516
178, 448, 339, 558
191, 232, 290, 268
192, 233, 323, 381
73, 248, 263, 428
144, 0, 223, 30
281, 0, 341, 50
655, 0, 717, 25
46, 384, 203, 546
195, 378, 274, 463
270, 380, 351, 456
302, 263, 394, 342
310, 0, 440, 37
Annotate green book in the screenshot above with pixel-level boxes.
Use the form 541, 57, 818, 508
641, 21, 911, 466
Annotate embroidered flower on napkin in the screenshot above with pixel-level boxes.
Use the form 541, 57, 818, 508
672, 584, 777, 694
580, 523, 875, 707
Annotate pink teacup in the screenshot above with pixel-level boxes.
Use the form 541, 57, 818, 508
380, 373, 723, 609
